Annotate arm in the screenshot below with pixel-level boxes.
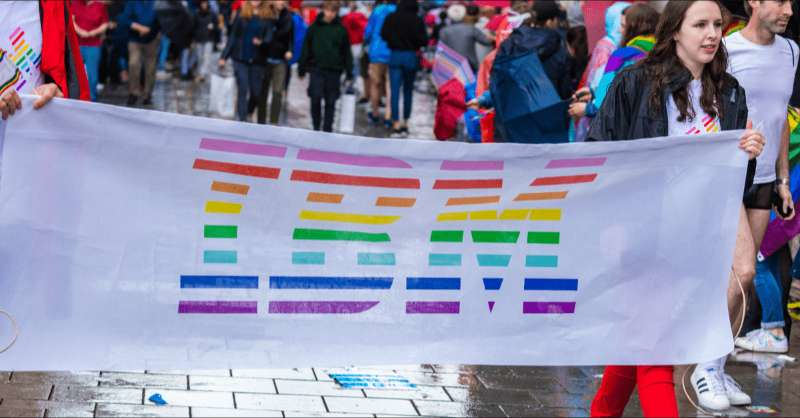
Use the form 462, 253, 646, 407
363, 13, 376, 45
473, 27, 494, 46
298, 26, 314, 77
220, 18, 239, 61
777, 119, 795, 219
586, 70, 632, 141
343, 28, 354, 79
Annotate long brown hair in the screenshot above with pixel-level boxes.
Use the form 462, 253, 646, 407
621, 3, 660, 46
641, 0, 728, 122
240, 0, 275, 19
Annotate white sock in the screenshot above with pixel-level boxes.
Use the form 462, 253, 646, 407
718, 355, 727, 373
697, 356, 724, 372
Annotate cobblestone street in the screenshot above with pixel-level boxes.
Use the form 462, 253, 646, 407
1, 69, 798, 418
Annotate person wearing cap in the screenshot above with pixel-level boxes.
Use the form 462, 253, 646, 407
438, 4, 495, 72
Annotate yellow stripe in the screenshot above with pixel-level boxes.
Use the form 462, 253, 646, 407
499, 209, 530, 220
470, 210, 498, 220
530, 209, 561, 221
205, 201, 243, 214
437, 212, 468, 222
299, 210, 400, 225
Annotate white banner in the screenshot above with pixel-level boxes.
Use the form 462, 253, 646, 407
0, 98, 746, 370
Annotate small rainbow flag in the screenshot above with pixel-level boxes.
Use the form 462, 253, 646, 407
432, 42, 475, 89
0, 49, 22, 97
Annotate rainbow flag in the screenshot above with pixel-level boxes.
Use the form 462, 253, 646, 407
432, 42, 475, 89
725, 17, 747, 37
0, 49, 21, 97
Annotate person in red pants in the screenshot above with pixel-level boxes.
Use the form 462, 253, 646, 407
587, 0, 767, 415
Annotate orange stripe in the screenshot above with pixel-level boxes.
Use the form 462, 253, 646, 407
376, 197, 416, 207
211, 181, 250, 195
514, 191, 568, 201
446, 196, 501, 206
307, 192, 344, 204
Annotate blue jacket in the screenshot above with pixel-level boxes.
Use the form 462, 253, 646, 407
119, 1, 160, 44
289, 11, 307, 66
363, 3, 396, 64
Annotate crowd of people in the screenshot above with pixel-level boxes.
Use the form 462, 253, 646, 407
1, 0, 800, 417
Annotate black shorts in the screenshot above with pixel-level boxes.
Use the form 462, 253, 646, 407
743, 182, 773, 210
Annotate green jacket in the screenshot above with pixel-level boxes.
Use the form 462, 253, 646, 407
298, 15, 353, 77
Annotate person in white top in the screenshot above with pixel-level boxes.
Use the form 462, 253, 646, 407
690, 0, 797, 412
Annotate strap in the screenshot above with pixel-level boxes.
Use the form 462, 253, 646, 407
787, 37, 797, 67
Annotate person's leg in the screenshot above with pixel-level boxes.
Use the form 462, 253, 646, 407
308, 70, 323, 130
636, 366, 678, 418
590, 366, 637, 417
180, 47, 192, 77
269, 62, 287, 124
127, 41, 143, 98
731, 204, 758, 335
142, 36, 161, 100
368, 63, 382, 118
388, 64, 402, 125
80, 46, 101, 101
402, 66, 416, 123
736, 254, 789, 352
250, 64, 266, 122
158, 36, 171, 71
233, 61, 250, 121
322, 70, 340, 132
381, 63, 392, 122
257, 64, 273, 124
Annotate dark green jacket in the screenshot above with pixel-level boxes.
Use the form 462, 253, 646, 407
298, 15, 353, 77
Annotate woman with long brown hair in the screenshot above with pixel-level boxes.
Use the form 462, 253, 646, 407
588, 1, 765, 416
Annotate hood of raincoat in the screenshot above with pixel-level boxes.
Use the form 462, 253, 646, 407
604, 1, 631, 47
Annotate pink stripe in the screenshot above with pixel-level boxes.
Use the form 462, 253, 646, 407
9, 27, 21, 41
200, 138, 287, 158
441, 160, 504, 171
297, 149, 412, 168
545, 157, 607, 169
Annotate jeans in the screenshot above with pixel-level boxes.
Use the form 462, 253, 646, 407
79, 46, 102, 101
388, 50, 418, 122
233, 61, 266, 122
755, 254, 786, 329
258, 61, 287, 124
158, 36, 171, 71
180, 47, 196, 77
128, 36, 160, 98
307, 69, 341, 132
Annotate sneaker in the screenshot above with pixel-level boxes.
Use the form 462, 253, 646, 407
126, 94, 138, 106
357, 97, 369, 105
722, 372, 751, 406
400, 126, 409, 137
383, 119, 392, 129
691, 367, 730, 411
367, 112, 381, 125
735, 329, 789, 353
390, 128, 405, 138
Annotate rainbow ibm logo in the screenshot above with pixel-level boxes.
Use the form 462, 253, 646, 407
6, 26, 41, 92
179, 137, 606, 316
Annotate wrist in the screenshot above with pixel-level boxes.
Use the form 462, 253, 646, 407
777, 177, 790, 187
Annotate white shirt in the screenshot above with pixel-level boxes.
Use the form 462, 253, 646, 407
0, 1, 43, 97
726, 31, 798, 184
667, 79, 721, 137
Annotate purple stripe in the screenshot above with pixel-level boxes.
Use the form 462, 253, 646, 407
406, 301, 460, 314
15, 79, 26, 91
523, 302, 576, 314
200, 138, 287, 158
546, 157, 607, 169
268, 301, 379, 314
297, 149, 412, 168
179, 301, 257, 314
441, 160, 504, 171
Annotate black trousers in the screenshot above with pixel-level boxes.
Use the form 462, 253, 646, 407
307, 69, 342, 132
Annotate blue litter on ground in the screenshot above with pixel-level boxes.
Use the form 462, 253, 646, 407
148, 393, 167, 405
329, 373, 417, 389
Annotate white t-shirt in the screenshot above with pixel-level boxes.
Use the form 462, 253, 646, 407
667, 79, 721, 136
726, 31, 798, 184
0, 1, 43, 97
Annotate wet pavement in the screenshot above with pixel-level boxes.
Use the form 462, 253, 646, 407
1, 66, 799, 417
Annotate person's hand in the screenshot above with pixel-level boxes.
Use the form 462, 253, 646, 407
252, 37, 262, 46
218, 58, 226, 68
33, 83, 63, 110
777, 184, 796, 220
0, 90, 22, 120
466, 98, 480, 110
138, 25, 151, 36
739, 120, 766, 160
568, 101, 587, 119
284, 51, 293, 61
572, 86, 591, 102
76, 27, 90, 38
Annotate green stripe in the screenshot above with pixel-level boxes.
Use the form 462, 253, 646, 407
429, 253, 462, 266
293, 228, 390, 242
477, 254, 511, 267
204, 225, 238, 238
430, 230, 464, 242
471, 231, 520, 244
526, 255, 559, 267
204, 250, 237, 264
358, 253, 396, 265
292, 251, 325, 265
527, 232, 560, 245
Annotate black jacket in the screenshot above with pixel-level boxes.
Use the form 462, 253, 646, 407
298, 15, 353, 77
192, 10, 216, 44
497, 26, 573, 99
587, 64, 756, 191
221, 16, 275, 64
265, 8, 294, 61
381, 0, 428, 52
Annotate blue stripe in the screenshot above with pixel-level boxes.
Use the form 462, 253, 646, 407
406, 277, 461, 290
180, 275, 258, 289
482, 278, 503, 290
269, 276, 393, 289
524, 278, 578, 291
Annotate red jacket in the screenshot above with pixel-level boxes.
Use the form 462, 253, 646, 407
342, 12, 367, 45
40, 0, 90, 100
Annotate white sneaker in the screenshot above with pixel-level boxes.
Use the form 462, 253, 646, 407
691, 366, 730, 410
722, 372, 751, 406
734, 328, 789, 353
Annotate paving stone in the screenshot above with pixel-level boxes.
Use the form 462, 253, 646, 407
531, 390, 593, 410
499, 404, 589, 417
100, 372, 187, 390
146, 370, 231, 377
275, 379, 364, 398
0, 407, 43, 417
444, 386, 539, 405
191, 407, 282, 417
0, 383, 52, 400
95, 403, 190, 417
44, 406, 94, 418
283, 412, 373, 418
52, 386, 142, 404
413, 400, 505, 417
231, 369, 316, 381
324, 396, 418, 416
10, 372, 99, 387
364, 385, 450, 401
399, 372, 481, 388
234, 393, 326, 412
189, 375, 276, 394
0, 399, 94, 417
143, 389, 233, 409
